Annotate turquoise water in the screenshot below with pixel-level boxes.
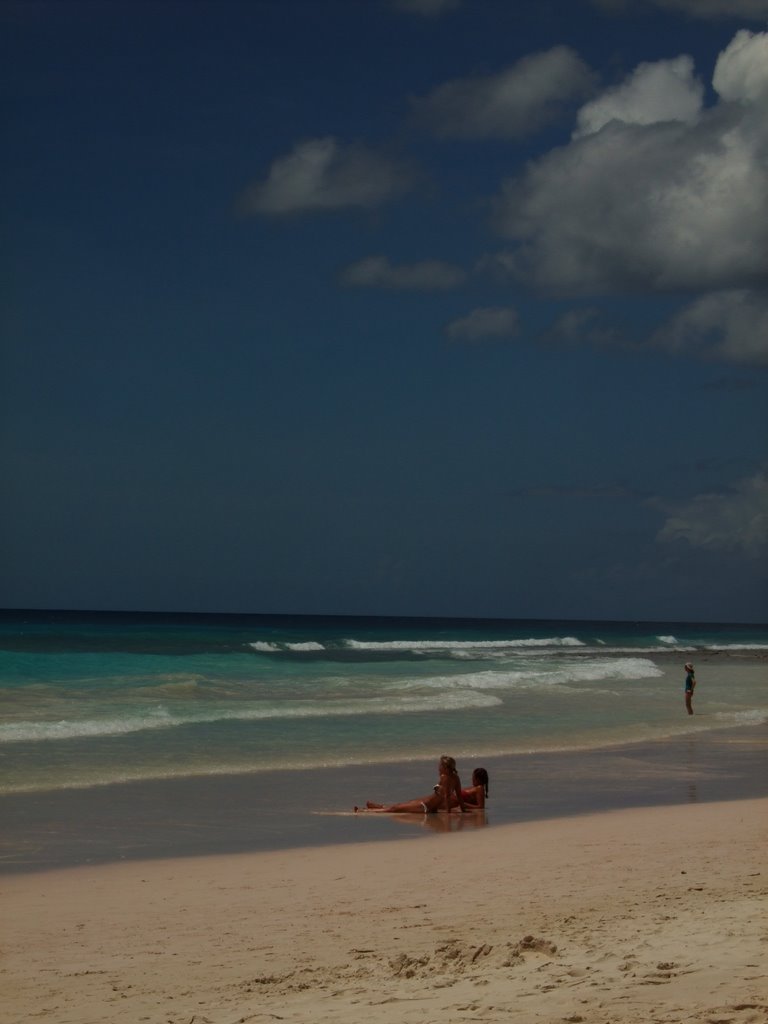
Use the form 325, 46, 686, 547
1, 611, 766, 794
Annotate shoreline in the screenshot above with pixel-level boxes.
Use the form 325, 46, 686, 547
1, 723, 765, 875
3, 796, 766, 1024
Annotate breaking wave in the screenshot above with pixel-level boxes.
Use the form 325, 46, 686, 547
0, 690, 502, 744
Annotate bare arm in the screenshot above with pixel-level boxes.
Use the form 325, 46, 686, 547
452, 774, 468, 812
434, 772, 455, 812
468, 784, 485, 810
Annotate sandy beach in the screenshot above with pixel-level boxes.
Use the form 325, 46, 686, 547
3, 797, 766, 1024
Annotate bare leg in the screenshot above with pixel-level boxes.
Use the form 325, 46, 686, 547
358, 790, 442, 813
379, 797, 436, 814
384, 800, 421, 813
685, 691, 693, 715
357, 799, 432, 813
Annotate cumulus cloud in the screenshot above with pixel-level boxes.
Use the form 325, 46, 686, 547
656, 469, 768, 556
543, 291, 768, 364
239, 137, 415, 215
340, 255, 466, 290
392, 0, 460, 13
412, 46, 595, 140
592, 0, 768, 18
491, 30, 768, 296
652, 289, 768, 364
713, 29, 768, 103
573, 55, 703, 136
446, 306, 520, 341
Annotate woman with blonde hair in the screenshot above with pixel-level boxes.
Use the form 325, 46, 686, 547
358, 755, 467, 814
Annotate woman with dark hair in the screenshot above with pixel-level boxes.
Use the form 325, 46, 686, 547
357, 755, 467, 814
458, 767, 489, 809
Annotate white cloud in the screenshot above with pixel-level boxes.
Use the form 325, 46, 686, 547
541, 290, 768, 364
593, 0, 768, 18
412, 46, 595, 140
446, 306, 520, 341
240, 137, 415, 215
574, 55, 703, 137
392, 0, 460, 13
340, 255, 466, 290
656, 469, 768, 556
652, 290, 768, 364
713, 29, 768, 103
491, 31, 768, 295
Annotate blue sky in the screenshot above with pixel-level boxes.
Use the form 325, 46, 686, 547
2, 0, 767, 622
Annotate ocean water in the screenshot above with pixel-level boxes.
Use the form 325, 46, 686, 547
1, 611, 766, 797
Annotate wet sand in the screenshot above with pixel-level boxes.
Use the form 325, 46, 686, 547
1, 725, 766, 873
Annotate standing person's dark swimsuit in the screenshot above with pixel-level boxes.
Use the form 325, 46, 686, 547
684, 662, 696, 715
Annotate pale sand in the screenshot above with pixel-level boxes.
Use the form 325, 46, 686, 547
2, 799, 766, 1024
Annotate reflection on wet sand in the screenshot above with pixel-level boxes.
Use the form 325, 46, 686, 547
389, 810, 488, 833
684, 737, 701, 802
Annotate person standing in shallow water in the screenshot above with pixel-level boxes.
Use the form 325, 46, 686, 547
684, 662, 696, 715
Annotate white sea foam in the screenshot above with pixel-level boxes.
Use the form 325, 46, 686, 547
712, 708, 768, 725
582, 642, 768, 655
549, 657, 664, 684
0, 708, 176, 742
0, 691, 502, 743
248, 640, 326, 653
342, 637, 585, 653
392, 657, 663, 692
705, 643, 768, 651
547, 645, 686, 656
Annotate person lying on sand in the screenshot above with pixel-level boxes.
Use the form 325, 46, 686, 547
356, 755, 468, 814
453, 767, 489, 810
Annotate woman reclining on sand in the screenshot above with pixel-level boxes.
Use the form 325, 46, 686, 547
357, 755, 472, 814
454, 767, 489, 810
427, 765, 489, 810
